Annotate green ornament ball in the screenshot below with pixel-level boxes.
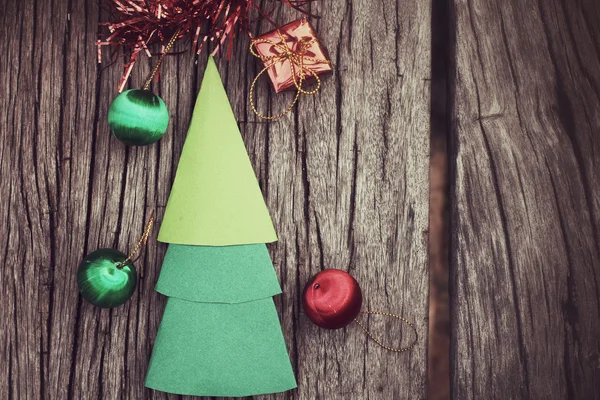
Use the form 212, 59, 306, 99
77, 248, 137, 308
108, 89, 169, 146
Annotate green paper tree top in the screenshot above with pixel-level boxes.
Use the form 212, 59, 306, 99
158, 57, 277, 246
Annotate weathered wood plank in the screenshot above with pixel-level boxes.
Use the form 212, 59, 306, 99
254, 2, 431, 399
0, 0, 430, 398
1, 1, 45, 398
449, 0, 600, 398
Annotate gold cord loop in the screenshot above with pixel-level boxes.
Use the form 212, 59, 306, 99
354, 310, 418, 353
143, 30, 180, 90
249, 29, 330, 120
117, 210, 155, 269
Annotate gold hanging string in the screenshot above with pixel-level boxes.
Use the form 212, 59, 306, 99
249, 29, 330, 120
142, 30, 181, 90
116, 211, 155, 269
354, 310, 418, 353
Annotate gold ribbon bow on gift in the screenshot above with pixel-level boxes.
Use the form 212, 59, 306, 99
249, 30, 331, 120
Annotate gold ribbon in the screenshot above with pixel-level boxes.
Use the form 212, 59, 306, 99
354, 310, 418, 353
116, 210, 155, 269
249, 29, 331, 120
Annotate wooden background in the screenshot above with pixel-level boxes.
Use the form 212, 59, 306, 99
3, 0, 600, 399
0, 0, 431, 399
449, 0, 600, 399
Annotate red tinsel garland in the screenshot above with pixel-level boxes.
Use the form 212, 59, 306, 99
98, 0, 313, 92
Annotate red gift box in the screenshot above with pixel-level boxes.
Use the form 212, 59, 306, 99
252, 18, 332, 93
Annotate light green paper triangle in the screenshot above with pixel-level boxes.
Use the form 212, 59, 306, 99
155, 244, 282, 303
158, 56, 277, 246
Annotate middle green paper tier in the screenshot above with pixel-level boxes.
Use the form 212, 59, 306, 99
156, 244, 281, 303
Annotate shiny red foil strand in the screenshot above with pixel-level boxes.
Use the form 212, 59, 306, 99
302, 269, 363, 330
98, 0, 315, 92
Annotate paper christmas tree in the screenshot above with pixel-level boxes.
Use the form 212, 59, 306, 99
145, 57, 297, 397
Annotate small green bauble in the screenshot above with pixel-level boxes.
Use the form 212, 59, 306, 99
77, 248, 137, 308
108, 89, 169, 146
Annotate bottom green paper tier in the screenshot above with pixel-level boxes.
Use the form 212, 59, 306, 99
145, 297, 297, 397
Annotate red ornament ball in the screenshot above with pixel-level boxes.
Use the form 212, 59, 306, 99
302, 269, 363, 329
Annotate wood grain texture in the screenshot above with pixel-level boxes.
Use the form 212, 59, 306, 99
449, 0, 600, 398
0, 0, 431, 399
